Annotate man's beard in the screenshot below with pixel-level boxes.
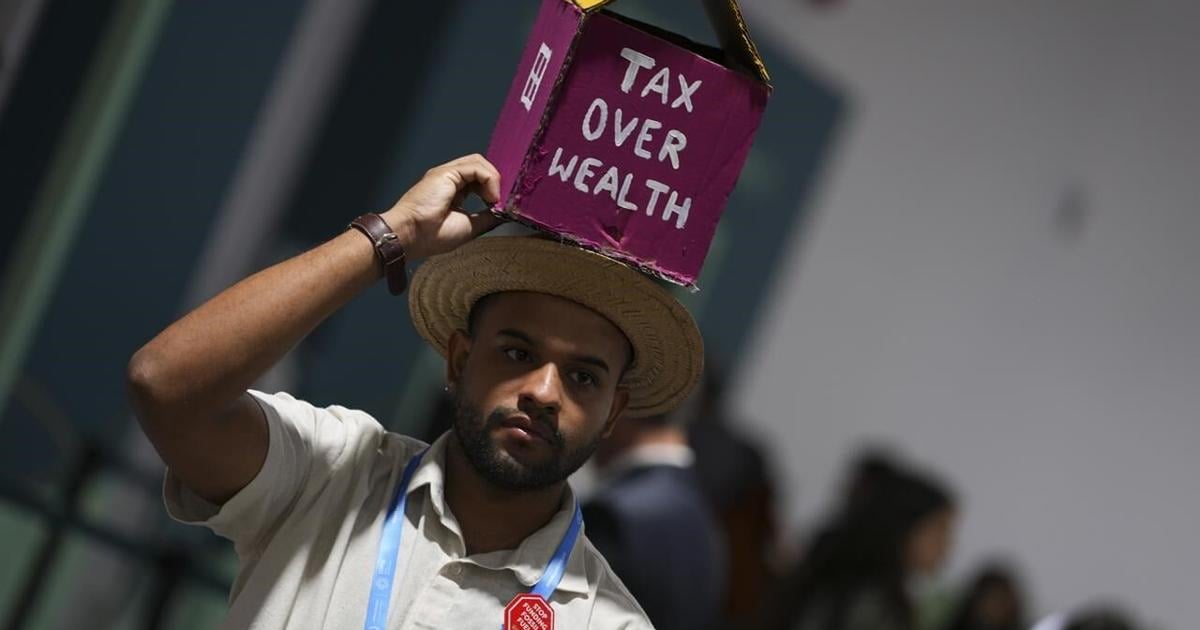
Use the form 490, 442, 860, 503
451, 389, 605, 491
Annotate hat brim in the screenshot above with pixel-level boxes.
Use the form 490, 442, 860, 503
408, 236, 703, 417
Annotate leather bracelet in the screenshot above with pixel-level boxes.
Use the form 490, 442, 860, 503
348, 213, 408, 295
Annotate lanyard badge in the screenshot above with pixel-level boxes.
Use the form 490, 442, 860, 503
504, 593, 554, 630
365, 448, 582, 630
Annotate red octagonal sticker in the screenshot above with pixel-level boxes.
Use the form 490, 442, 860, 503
504, 593, 554, 630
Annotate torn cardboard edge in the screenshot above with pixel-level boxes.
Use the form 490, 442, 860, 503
573, 0, 769, 83
488, 204, 702, 292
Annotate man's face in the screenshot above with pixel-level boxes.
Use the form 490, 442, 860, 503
447, 291, 632, 491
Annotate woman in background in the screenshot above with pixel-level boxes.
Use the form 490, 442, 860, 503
943, 563, 1026, 630
765, 463, 958, 630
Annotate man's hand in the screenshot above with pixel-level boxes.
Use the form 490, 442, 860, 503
381, 154, 504, 260
129, 153, 504, 505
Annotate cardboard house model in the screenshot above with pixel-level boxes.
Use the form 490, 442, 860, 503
486, 0, 771, 287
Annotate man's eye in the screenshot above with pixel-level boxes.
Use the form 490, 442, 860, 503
570, 371, 598, 387
504, 348, 530, 362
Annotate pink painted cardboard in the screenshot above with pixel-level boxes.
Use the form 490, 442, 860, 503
486, 0, 771, 287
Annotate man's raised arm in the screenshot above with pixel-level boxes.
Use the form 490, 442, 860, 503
126, 154, 501, 505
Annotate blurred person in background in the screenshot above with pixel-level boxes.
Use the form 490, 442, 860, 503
583, 400, 727, 630
687, 361, 782, 627
942, 562, 1026, 630
765, 462, 957, 630
839, 448, 901, 512
792, 447, 902, 567
1064, 606, 1139, 630
1032, 604, 1141, 630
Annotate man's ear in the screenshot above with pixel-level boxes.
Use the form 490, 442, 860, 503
601, 387, 631, 439
445, 329, 472, 387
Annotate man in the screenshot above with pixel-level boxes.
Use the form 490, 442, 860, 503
127, 154, 703, 629
583, 406, 727, 630
686, 366, 779, 627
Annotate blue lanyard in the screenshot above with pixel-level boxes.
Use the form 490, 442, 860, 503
364, 448, 583, 630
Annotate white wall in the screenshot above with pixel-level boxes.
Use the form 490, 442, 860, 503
737, 2, 1200, 627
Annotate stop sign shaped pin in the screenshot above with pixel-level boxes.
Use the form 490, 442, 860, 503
504, 593, 554, 630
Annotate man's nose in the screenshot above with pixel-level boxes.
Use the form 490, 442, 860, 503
517, 363, 563, 417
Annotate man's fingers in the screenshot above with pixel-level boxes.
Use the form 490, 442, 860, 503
444, 154, 502, 205
467, 209, 503, 237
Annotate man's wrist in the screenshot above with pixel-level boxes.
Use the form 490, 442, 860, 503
380, 210, 423, 260
348, 213, 409, 295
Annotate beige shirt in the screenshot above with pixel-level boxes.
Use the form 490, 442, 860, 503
165, 390, 652, 629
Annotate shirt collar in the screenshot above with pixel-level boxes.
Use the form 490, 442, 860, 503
404, 432, 590, 595
598, 442, 696, 482
469, 486, 590, 594
405, 432, 453, 522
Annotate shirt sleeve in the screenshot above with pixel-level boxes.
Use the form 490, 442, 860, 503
162, 389, 385, 551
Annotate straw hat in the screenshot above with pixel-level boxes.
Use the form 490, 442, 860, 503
408, 235, 703, 417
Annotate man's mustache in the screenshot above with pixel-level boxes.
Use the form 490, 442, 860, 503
485, 406, 565, 450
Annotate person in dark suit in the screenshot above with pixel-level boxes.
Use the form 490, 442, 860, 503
583, 408, 727, 630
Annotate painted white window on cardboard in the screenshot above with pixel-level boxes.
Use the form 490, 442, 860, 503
521, 43, 553, 111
